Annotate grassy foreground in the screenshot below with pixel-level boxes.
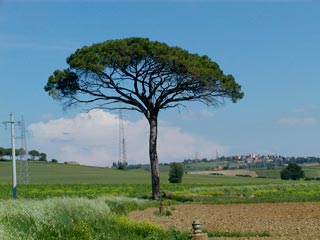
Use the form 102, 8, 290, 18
1, 182, 319, 240
0, 162, 320, 239
0, 197, 189, 240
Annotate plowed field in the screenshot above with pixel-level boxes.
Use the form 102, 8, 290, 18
129, 202, 320, 240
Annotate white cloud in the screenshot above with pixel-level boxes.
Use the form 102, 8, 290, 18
292, 104, 320, 113
278, 117, 317, 127
199, 109, 214, 117
28, 110, 226, 167
0, 34, 76, 51
176, 108, 215, 121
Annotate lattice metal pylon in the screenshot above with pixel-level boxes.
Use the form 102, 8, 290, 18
17, 117, 30, 184
118, 110, 127, 166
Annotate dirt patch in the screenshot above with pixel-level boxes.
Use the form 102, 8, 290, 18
129, 202, 320, 239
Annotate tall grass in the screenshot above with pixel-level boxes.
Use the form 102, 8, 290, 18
0, 197, 188, 240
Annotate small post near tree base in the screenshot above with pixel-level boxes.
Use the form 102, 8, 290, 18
190, 220, 208, 240
159, 201, 167, 215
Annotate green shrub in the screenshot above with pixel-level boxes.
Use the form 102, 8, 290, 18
281, 163, 305, 180
235, 174, 252, 178
168, 162, 184, 183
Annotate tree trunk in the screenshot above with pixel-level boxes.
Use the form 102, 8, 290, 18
148, 115, 160, 200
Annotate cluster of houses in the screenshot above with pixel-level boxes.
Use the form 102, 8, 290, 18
185, 154, 320, 169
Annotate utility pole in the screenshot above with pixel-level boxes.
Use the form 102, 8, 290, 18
3, 113, 18, 198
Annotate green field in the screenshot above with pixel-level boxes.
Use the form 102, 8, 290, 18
0, 161, 151, 184
255, 165, 320, 179
0, 161, 320, 203
136, 161, 320, 179
2, 161, 320, 184
1, 161, 286, 184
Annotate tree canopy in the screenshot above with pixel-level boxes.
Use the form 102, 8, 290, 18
45, 37, 243, 114
45, 37, 244, 199
28, 150, 40, 161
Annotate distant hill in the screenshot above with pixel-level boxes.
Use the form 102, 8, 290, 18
0, 161, 290, 185
0, 161, 151, 184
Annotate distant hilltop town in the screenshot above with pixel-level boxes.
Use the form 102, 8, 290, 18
183, 154, 320, 169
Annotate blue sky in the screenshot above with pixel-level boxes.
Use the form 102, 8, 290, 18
0, 1, 319, 166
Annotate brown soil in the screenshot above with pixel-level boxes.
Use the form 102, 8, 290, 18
129, 202, 320, 240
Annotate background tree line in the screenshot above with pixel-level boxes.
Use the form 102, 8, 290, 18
0, 147, 48, 162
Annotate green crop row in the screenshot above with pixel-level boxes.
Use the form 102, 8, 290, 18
1, 181, 320, 204
166, 182, 320, 204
